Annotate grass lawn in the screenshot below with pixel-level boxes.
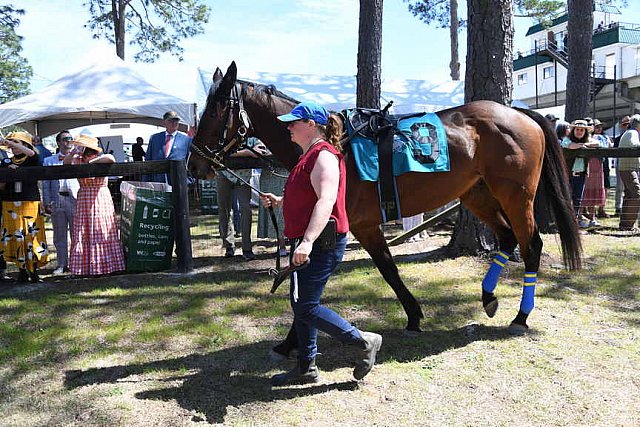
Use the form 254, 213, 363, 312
0, 217, 639, 426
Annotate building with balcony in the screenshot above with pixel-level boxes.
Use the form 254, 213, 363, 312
513, 3, 640, 127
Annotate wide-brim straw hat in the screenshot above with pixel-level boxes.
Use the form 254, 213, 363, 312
3, 131, 36, 164
5, 131, 33, 146
570, 119, 593, 132
71, 134, 103, 153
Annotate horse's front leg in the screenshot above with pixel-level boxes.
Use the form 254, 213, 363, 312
351, 223, 424, 332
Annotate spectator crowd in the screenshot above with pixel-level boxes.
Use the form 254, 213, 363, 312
547, 112, 640, 231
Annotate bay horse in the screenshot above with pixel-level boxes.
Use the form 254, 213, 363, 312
189, 61, 582, 336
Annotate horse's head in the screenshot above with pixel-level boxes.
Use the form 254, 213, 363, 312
189, 61, 248, 179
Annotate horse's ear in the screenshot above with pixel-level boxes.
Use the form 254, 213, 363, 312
218, 61, 238, 95
224, 61, 237, 82
212, 67, 223, 83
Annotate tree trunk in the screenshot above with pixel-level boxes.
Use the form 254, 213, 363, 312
356, 0, 383, 109
449, 0, 513, 256
113, 0, 126, 60
565, 0, 594, 122
449, 198, 499, 255
449, 0, 460, 81
464, 0, 513, 104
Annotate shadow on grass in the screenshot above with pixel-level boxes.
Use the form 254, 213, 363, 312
64, 323, 514, 424
1, 244, 459, 311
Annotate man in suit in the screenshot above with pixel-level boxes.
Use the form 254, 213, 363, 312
145, 111, 192, 184
42, 130, 79, 275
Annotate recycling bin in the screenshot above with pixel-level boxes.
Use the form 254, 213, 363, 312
120, 181, 174, 272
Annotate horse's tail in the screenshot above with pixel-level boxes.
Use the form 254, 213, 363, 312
516, 108, 582, 270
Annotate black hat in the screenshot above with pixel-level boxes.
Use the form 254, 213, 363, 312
545, 113, 558, 121
163, 111, 181, 121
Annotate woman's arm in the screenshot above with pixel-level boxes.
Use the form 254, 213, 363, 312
583, 137, 600, 148
63, 153, 79, 165
88, 153, 116, 164
561, 137, 598, 149
2, 139, 35, 157
291, 150, 339, 266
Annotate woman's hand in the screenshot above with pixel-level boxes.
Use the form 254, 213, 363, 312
253, 143, 271, 156
260, 192, 282, 208
292, 241, 312, 266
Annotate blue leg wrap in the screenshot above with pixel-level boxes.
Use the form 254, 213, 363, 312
481, 251, 510, 294
520, 272, 537, 314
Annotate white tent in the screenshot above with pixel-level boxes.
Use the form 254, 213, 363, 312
0, 57, 196, 137
197, 68, 466, 115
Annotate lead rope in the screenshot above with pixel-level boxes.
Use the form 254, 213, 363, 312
191, 144, 283, 272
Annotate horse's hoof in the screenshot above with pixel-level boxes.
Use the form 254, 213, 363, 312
402, 328, 422, 338
507, 322, 529, 336
483, 298, 499, 318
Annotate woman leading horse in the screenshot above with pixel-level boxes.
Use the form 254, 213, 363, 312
189, 61, 581, 338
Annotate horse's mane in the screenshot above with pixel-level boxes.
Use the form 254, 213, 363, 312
238, 79, 299, 104
206, 78, 299, 112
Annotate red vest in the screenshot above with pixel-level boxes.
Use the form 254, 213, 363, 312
283, 141, 349, 239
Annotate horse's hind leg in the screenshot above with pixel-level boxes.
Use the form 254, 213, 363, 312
460, 185, 519, 318
507, 222, 542, 335
351, 224, 424, 332
480, 179, 543, 334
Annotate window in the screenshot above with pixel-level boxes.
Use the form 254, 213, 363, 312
543, 66, 554, 79
517, 73, 528, 85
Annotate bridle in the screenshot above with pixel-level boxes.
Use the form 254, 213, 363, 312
190, 82, 252, 166
189, 81, 289, 278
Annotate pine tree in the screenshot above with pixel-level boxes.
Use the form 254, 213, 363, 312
356, 0, 384, 109
84, 0, 211, 62
0, 5, 33, 104
564, 0, 594, 121
448, 0, 514, 255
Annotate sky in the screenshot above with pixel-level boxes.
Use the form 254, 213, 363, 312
15, 0, 540, 102
14, 1, 640, 120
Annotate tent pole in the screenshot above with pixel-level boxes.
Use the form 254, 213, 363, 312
193, 103, 198, 127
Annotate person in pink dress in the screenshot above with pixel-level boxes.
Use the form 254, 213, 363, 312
64, 135, 125, 276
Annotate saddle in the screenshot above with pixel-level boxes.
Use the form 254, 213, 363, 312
344, 103, 448, 222
348, 108, 440, 164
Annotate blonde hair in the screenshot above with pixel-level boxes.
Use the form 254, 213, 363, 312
318, 114, 344, 151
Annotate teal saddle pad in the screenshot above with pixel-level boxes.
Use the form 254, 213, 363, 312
348, 111, 450, 182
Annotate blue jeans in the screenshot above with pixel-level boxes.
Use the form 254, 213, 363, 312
569, 173, 586, 215
290, 234, 362, 361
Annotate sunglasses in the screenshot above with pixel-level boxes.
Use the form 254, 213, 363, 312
61, 136, 73, 142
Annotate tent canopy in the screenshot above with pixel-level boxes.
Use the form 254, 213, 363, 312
197, 68, 466, 115
0, 57, 196, 137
